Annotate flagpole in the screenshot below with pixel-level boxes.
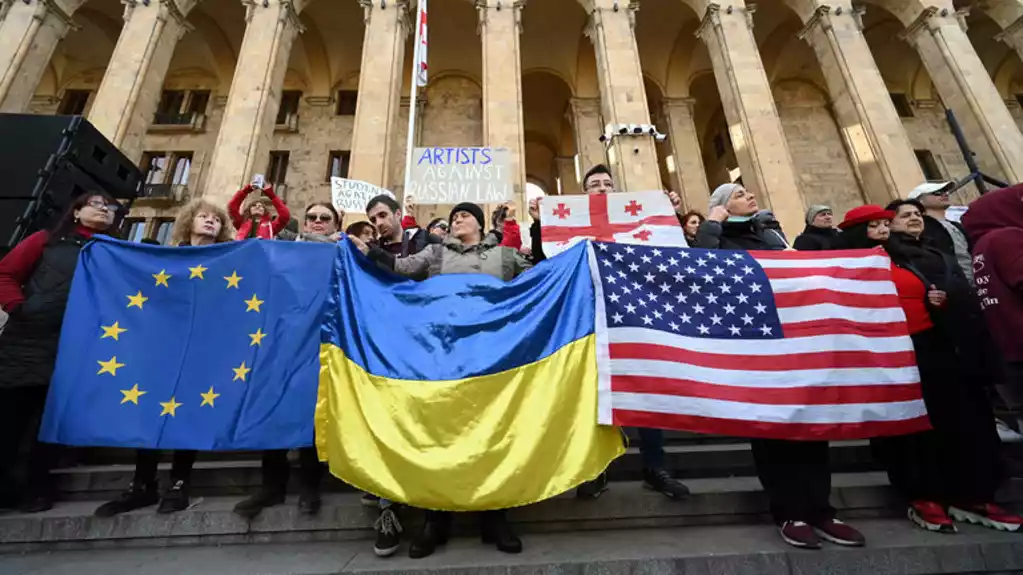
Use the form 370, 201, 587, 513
402, 0, 424, 203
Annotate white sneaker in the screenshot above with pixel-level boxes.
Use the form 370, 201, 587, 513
996, 418, 1023, 443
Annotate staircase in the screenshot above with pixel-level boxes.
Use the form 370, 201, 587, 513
1, 434, 1021, 574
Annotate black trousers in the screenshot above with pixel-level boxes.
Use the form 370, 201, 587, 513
0, 386, 62, 498
872, 329, 1003, 505
751, 438, 834, 524
261, 447, 325, 491
134, 449, 197, 485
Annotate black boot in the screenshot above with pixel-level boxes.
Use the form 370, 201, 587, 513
233, 485, 286, 520
95, 481, 159, 517
157, 479, 190, 514
481, 510, 521, 554
297, 484, 321, 516
409, 511, 450, 559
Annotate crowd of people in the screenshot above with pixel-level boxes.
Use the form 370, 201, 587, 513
0, 165, 1022, 558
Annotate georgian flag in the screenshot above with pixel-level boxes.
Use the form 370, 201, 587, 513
415, 0, 428, 87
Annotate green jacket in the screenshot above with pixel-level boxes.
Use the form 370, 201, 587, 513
373, 235, 532, 281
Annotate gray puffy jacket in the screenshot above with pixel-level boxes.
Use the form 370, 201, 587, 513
372, 235, 532, 281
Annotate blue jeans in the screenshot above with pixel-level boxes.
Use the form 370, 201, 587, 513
637, 428, 664, 469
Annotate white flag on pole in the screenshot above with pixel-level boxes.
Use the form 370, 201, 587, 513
415, 0, 428, 87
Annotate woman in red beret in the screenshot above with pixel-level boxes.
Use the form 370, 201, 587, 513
835, 204, 1020, 535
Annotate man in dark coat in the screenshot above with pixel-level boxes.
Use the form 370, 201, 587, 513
793, 205, 840, 251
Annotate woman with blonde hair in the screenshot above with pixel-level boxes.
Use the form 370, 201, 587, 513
95, 199, 234, 518
171, 199, 234, 246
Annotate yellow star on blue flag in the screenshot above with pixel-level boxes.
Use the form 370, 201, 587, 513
40, 237, 337, 450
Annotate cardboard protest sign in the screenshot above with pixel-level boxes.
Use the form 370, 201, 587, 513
407, 147, 511, 205
331, 178, 392, 214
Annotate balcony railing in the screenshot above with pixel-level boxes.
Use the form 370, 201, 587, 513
275, 113, 299, 132
141, 183, 188, 202
150, 112, 206, 132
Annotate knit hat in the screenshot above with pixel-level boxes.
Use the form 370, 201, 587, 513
708, 183, 741, 211
839, 205, 895, 229
805, 204, 831, 226
449, 202, 485, 231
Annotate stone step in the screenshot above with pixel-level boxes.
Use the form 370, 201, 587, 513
3, 474, 1021, 553
52, 440, 878, 500
2, 519, 1022, 575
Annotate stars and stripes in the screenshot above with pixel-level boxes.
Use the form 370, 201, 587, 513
590, 243, 929, 441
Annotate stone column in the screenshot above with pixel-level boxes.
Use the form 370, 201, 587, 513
797, 3, 922, 204
0, 0, 76, 113
569, 97, 606, 175
904, 7, 1023, 183
584, 0, 660, 192
555, 156, 579, 194
348, 0, 410, 188
202, 0, 305, 205
696, 2, 804, 236
477, 0, 526, 213
662, 97, 710, 212
88, 0, 192, 162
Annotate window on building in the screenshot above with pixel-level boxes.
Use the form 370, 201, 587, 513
890, 93, 914, 118
141, 152, 168, 185
155, 219, 175, 245
326, 151, 351, 181
124, 219, 147, 243
267, 151, 290, 185
186, 90, 211, 115
336, 90, 358, 115
58, 90, 90, 115
713, 133, 726, 159
170, 152, 193, 185
157, 91, 186, 115
276, 91, 302, 124
915, 150, 943, 181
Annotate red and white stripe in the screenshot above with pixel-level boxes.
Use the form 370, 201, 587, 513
414, 0, 428, 87
593, 247, 930, 440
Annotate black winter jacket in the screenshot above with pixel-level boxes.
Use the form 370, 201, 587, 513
0, 233, 91, 389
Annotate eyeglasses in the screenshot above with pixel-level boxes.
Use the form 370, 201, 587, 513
431, 223, 449, 231
86, 199, 120, 212
305, 213, 334, 223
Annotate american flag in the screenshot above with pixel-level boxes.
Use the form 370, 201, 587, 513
589, 242, 929, 440
414, 0, 428, 87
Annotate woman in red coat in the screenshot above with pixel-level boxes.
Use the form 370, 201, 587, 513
227, 183, 291, 240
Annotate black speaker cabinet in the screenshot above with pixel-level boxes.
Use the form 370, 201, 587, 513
0, 114, 142, 250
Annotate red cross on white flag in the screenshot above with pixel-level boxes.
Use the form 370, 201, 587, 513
539, 191, 688, 257
415, 0, 428, 87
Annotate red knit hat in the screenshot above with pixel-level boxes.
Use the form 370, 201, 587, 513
839, 205, 895, 229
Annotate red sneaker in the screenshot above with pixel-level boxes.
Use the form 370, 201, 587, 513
949, 504, 1023, 532
813, 518, 866, 547
779, 521, 822, 549
908, 501, 957, 533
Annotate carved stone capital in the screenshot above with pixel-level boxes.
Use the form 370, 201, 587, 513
662, 97, 697, 118
39, 0, 79, 31
241, 0, 304, 32
899, 6, 939, 45
796, 4, 831, 41
475, 0, 526, 36
995, 15, 1023, 48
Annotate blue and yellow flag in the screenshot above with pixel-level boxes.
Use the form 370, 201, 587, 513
317, 240, 625, 511
40, 237, 335, 450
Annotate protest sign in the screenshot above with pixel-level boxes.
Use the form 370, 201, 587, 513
331, 178, 392, 214
407, 147, 511, 204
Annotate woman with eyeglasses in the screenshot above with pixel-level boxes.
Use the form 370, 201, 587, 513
0, 192, 119, 512
230, 202, 340, 521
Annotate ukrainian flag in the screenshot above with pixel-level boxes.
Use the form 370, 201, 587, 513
317, 240, 624, 511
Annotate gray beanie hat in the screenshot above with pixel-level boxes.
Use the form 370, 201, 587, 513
709, 183, 741, 211
804, 204, 831, 225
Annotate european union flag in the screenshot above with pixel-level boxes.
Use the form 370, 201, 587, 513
40, 237, 336, 450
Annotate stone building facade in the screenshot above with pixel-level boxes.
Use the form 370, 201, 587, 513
2, 0, 1023, 238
